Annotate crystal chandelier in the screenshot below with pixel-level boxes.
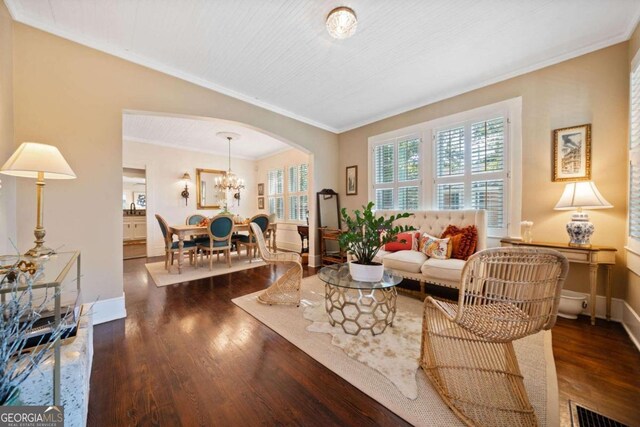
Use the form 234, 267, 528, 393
326, 6, 357, 39
214, 132, 245, 192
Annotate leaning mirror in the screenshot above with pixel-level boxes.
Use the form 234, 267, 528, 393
196, 168, 225, 209
317, 189, 341, 229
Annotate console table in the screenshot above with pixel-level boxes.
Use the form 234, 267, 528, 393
500, 239, 616, 325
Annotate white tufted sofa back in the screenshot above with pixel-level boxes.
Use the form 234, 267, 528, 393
375, 210, 487, 252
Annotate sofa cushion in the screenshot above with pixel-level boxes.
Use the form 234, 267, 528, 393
421, 258, 466, 283
373, 249, 391, 264
383, 250, 428, 273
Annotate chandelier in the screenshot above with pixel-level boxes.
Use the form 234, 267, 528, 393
214, 132, 245, 192
326, 6, 357, 39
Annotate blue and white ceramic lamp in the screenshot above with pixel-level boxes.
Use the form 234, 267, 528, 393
554, 181, 612, 247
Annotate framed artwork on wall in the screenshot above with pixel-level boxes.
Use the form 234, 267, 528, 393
552, 124, 591, 182
258, 183, 264, 196
258, 197, 265, 209
346, 165, 358, 196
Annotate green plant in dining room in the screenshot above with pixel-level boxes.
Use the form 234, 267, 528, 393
338, 202, 414, 265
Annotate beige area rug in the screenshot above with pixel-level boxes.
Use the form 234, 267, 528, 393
146, 252, 266, 286
232, 276, 559, 427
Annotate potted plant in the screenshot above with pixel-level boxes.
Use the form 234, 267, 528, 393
338, 202, 414, 282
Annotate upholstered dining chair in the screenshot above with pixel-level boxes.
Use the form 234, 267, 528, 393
155, 214, 197, 272
197, 214, 234, 270
250, 223, 301, 305
420, 247, 569, 427
186, 214, 208, 244
237, 214, 269, 262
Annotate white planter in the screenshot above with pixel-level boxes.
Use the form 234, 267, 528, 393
349, 261, 384, 282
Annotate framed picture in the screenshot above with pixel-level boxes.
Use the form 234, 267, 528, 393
258, 183, 264, 196
346, 165, 358, 196
553, 124, 591, 182
258, 197, 265, 209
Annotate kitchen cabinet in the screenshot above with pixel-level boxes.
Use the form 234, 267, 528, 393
123, 216, 146, 241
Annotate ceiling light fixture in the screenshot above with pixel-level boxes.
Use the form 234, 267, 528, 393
326, 6, 357, 39
214, 132, 245, 193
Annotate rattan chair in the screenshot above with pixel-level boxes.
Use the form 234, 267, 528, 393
420, 247, 569, 427
250, 223, 301, 306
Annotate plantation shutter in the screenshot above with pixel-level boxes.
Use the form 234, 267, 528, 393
437, 183, 464, 210
436, 127, 465, 177
630, 63, 640, 241
268, 169, 284, 220
374, 143, 394, 184
471, 118, 504, 173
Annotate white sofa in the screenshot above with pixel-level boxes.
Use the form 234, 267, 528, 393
373, 209, 486, 290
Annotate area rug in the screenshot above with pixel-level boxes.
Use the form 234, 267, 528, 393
232, 276, 559, 427
146, 252, 266, 286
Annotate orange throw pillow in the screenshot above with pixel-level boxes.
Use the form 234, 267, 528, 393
441, 225, 478, 260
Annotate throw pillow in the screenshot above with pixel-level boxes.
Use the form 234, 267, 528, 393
418, 233, 452, 260
384, 232, 414, 252
441, 225, 478, 260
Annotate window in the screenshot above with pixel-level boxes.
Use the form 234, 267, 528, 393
434, 117, 508, 233
372, 135, 421, 210
630, 59, 640, 245
369, 99, 521, 238
288, 164, 308, 221
268, 169, 284, 220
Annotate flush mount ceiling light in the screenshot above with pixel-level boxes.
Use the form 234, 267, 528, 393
326, 6, 357, 39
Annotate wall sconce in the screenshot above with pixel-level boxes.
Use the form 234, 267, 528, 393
181, 172, 191, 206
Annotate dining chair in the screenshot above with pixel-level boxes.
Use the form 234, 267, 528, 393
186, 214, 209, 244
197, 214, 234, 269
155, 214, 197, 272
250, 223, 301, 305
237, 214, 269, 262
420, 247, 569, 426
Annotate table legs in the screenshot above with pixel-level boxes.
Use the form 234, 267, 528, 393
177, 234, 184, 274
605, 265, 612, 321
589, 263, 597, 325
324, 284, 397, 335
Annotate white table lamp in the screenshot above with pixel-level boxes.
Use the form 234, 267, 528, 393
0, 142, 76, 257
554, 181, 612, 247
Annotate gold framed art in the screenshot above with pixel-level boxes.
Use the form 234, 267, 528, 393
346, 165, 358, 196
553, 124, 591, 182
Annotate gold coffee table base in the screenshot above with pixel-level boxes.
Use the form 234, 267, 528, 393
324, 284, 397, 336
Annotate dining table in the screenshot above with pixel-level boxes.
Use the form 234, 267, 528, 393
168, 222, 277, 274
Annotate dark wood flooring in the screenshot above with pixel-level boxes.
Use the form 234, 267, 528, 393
87, 257, 640, 426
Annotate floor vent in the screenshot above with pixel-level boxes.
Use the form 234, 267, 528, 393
569, 401, 629, 427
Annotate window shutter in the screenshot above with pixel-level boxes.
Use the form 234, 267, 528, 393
375, 189, 394, 209
630, 63, 640, 241
299, 164, 308, 192
398, 186, 419, 209
289, 195, 299, 220
398, 138, 419, 182
632, 65, 640, 151
436, 126, 465, 177
631, 162, 640, 239
471, 180, 505, 228
437, 183, 464, 209
288, 166, 298, 193
471, 118, 504, 173
299, 195, 308, 221
374, 143, 394, 184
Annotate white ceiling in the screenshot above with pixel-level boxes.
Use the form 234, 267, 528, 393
6, 1, 640, 132
122, 113, 292, 160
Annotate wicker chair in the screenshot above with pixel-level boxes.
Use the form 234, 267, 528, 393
250, 223, 301, 306
420, 247, 569, 427
237, 214, 269, 262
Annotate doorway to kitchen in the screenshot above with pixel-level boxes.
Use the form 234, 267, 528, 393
123, 167, 147, 259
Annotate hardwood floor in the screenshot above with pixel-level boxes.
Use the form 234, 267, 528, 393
88, 257, 640, 426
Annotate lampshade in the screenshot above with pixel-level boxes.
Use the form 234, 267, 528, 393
326, 7, 358, 39
554, 181, 612, 210
0, 142, 76, 179
182, 172, 191, 181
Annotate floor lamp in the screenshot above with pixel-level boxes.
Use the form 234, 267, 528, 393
0, 142, 76, 257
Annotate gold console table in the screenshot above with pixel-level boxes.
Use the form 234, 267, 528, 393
500, 239, 616, 325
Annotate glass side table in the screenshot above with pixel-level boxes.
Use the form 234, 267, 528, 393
317, 263, 402, 336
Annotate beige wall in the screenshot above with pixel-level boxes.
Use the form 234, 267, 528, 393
339, 43, 629, 299
256, 148, 311, 252
0, 3, 16, 253
11, 22, 338, 304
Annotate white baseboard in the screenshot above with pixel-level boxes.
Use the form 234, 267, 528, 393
309, 255, 322, 268
622, 301, 640, 352
84, 293, 127, 325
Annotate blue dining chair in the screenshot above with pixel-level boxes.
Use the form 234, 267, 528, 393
155, 214, 197, 272
197, 214, 234, 269
186, 214, 209, 244
237, 214, 270, 262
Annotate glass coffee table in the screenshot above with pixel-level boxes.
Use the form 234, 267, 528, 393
318, 263, 402, 336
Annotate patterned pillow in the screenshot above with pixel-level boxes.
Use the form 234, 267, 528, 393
441, 225, 478, 260
418, 233, 452, 260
